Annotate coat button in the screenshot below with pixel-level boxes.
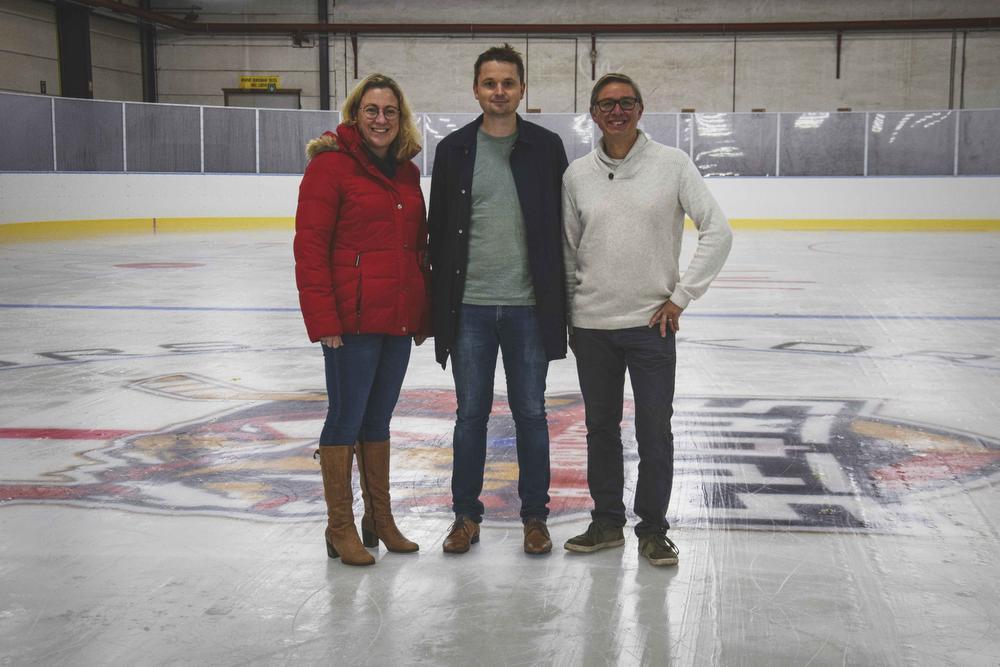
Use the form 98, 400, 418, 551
458, 229, 463, 235
403, 243, 409, 248
402, 326, 407, 332
460, 189, 466, 195
396, 203, 403, 209
455, 269, 460, 274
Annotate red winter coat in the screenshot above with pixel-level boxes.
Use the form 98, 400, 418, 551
294, 123, 431, 341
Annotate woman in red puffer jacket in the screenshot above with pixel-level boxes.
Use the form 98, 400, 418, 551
294, 73, 430, 567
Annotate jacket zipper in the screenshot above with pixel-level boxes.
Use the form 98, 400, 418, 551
355, 252, 362, 334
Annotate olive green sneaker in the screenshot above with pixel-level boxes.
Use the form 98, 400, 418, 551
564, 521, 626, 553
638, 533, 679, 566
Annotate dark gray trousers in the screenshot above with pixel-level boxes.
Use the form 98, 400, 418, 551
573, 325, 676, 536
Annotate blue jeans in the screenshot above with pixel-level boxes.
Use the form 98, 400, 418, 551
319, 334, 412, 445
573, 326, 676, 537
451, 304, 551, 522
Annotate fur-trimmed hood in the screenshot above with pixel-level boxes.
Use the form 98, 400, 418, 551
305, 130, 340, 160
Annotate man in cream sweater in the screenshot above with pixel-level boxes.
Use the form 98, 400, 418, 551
562, 73, 733, 566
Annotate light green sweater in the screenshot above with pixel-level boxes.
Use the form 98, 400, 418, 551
463, 129, 534, 305
562, 131, 733, 329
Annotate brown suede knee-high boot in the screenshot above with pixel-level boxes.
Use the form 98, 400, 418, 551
355, 440, 419, 553
318, 446, 375, 566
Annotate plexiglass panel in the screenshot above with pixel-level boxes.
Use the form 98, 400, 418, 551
423, 113, 479, 174
2, 92, 998, 179
259, 109, 338, 174
779, 112, 865, 176
678, 114, 694, 157
0, 94, 53, 171
639, 114, 679, 149
958, 109, 1000, 175
125, 103, 201, 173
693, 113, 777, 176
204, 107, 256, 174
867, 111, 956, 176
411, 113, 426, 176
524, 113, 595, 164
55, 98, 124, 172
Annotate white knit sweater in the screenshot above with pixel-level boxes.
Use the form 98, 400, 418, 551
562, 131, 733, 330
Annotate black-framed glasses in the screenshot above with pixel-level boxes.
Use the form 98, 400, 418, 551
594, 97, 639, 113
361, 105, 400, 121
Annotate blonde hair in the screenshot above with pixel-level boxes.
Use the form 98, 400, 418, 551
341, 73, 421, 163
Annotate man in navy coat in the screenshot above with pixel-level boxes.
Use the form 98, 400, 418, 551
427, 43, 569, 556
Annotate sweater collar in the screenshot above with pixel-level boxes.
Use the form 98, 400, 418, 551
596, 129, 649, 169
361, 141, 397, 179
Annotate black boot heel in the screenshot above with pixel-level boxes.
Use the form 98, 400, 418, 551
326, 539, 338, 559
362, 528, 379, 548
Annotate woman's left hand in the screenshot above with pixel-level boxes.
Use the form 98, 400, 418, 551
320, 335, 344, 348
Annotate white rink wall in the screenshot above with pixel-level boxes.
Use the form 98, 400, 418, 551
1, 173, 1000, 226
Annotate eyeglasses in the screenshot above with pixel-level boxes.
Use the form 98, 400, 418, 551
361, 105, 400, 121
594, 97, 639, 114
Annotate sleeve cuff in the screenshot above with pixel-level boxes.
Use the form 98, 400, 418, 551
669, 290, 692, 310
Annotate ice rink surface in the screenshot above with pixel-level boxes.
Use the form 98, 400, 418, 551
1, 229, 998, 665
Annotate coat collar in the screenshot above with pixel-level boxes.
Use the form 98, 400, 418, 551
450, 113, 542, 148
334, 123, 367, 158
335, 122, 399, 187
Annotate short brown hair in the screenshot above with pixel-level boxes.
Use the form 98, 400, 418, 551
590, 73, 644, 110
341, 73, 422, 162
474, 43, 525, 84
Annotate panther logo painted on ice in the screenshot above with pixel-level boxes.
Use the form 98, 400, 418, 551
2, 373, 997, 533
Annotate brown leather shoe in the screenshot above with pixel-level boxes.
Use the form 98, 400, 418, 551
523, 517, 552, 555
443, 516, 480, 554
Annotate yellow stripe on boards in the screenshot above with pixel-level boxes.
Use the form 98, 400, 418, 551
687, 218, 1000, 231
153, 217, 293, 233
0, 218, 154, 242
0, 217, 295, 242
2, 216, 998, 243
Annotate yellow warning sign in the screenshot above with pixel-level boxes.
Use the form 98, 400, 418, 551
239, 76, 281, 90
